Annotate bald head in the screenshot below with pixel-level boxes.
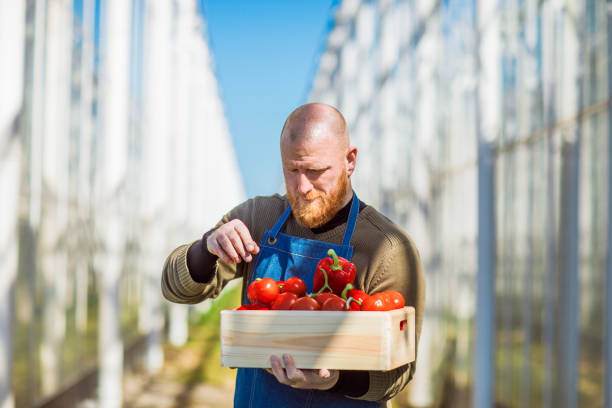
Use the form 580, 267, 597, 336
280, 103, 357, 227
280, 103, 349, 149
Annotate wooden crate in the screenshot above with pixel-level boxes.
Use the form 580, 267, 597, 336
220, 306, 415, 371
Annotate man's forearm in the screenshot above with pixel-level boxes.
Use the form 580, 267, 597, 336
328, 370, 369, 398
161, 243, 209, 304
354, 363, 413, 402
186, 234, 218, 284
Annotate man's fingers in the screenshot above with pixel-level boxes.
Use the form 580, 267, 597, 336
207, 238, 234, 263
318, 368, 331, 379
206, 234, 232, 263
268, 354, 337, 390
282, 354, 305, 383
217, 235, 241, 263
270, 355, 288, 383
227, 229, 250, 262
206, 220, 259, 264
234, 222, 259, 255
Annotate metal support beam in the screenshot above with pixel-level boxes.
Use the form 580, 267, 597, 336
557, 139, 580, 408
555, 8, 584, 407
473, 0, 497, 405
474, 140, 496, 408
605, 1, 612, 406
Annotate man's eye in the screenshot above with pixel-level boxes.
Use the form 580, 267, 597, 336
308, 169, 325, 176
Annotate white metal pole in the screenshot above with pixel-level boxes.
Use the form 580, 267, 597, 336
167, 0, 187, 348
97, 0, 131, 406
29, 0, 46, 230
39, 0, 72, 396
0, 2, 26, 407
75, 0, 96, 335
141, 0, 173, 373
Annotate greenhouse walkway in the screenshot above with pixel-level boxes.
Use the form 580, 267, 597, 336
122, 312, 236, 408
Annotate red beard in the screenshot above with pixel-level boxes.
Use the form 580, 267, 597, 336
287, 170, 349, 228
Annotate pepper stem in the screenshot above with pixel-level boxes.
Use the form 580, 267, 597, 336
312, 267, 332, 296
327, 249, 342, 271
341, 283, 354, 300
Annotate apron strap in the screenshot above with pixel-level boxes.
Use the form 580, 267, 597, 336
341, 191, 359, 246
270, 191, 360, 243
269, 205, 292, 239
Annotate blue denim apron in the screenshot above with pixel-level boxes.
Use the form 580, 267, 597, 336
234, 193, 379, 407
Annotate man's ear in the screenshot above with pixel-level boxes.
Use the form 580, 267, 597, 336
346, 146, 357, 176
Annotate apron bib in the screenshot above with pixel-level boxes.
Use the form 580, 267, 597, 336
234, 193, 378, 408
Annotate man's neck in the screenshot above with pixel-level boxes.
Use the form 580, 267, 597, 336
339, 185, 353, 209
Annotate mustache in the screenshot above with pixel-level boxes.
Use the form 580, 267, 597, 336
297, 191, 323, 202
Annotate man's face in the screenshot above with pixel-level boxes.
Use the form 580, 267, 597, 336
282, 136, 350, 228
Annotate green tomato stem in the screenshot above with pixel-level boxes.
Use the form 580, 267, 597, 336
312, 267, 332, 296
345, 296, 363, 310
341, 283, 354, 300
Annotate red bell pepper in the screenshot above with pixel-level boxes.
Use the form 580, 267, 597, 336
313, 249, 356, 296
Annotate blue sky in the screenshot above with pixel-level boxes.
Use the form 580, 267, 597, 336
203, 0, 335, 198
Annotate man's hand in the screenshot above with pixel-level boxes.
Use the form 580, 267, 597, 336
206, 219, 259, 263
267, 354, 339, 391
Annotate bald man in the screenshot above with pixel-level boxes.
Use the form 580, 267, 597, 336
162, 103, 425, 408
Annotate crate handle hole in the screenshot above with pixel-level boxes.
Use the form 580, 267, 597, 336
399, 319, 407, 331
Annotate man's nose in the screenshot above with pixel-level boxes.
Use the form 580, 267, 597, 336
297, 173, 312, 195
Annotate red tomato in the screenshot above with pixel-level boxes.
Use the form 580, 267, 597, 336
386, 291, 405, 310
314, 292, 341, 307
281, 277, 307, 297
344, 289, 370, 311
271, 292, 298, 310
350, 289, 370, 303
291, 297, 321, 310
247, 282, 258, 304
360, 293, 389, 311
321, 297, 346, 311
380, 292, 391, 307
247, 278, 280, 305
345, 298, 359, 311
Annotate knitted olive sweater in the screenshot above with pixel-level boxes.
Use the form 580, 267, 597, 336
161, 194, 425, 406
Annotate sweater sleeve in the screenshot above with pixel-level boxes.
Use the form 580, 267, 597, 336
161, 242, 211, 304
351, 233, 426, 403
161, 199, 257, 304
186, 230, 219, 283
